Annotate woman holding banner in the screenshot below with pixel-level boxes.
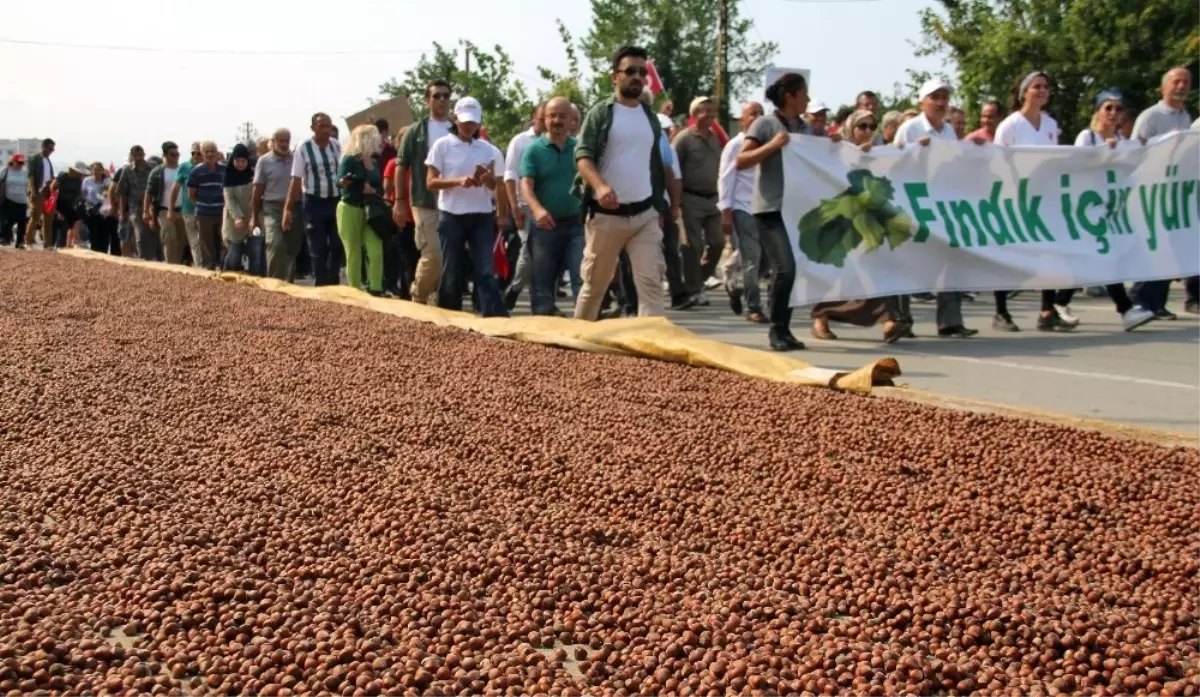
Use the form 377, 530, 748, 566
810, 110, 902, 344
1071, 89, 1156, 332
993, 71, 1078, 333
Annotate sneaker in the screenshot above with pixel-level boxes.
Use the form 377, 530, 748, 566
937, 326, 979, 338
992, 313, 1020, 332
695, 292, 711, 307
1121, 306, 1155, 332
670, 294, 698, 311
704, 276, 722, 290
1054, 304, 1080, 327
1153, 308, 1178, 321
1037, 313, 1075, 332
1186, 300, 1199, 315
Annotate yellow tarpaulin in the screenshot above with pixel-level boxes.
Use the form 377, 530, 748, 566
57, 248, 900, 394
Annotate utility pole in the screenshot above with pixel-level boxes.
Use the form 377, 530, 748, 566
715, 0, 729, 129
464, 46, 471, 79
237, 121, 256, 145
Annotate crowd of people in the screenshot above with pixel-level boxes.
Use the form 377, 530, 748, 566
1, 49, 1196, 351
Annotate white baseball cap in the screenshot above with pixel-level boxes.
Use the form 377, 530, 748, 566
454, 97, 483, 124
918, 78, 953, 102
807, 101, 829, 115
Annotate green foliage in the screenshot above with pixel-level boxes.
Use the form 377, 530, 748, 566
916, 0, 1199, 138
378, 40, 535, 149
580, 0, 777, 127
536, 21, 592, 110
797, 170, 915, 267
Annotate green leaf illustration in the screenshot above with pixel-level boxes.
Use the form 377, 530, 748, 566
853, 212, 887, 252
885, 213, 915, 249
796, 169, 914, 266
798, 207, 856, 267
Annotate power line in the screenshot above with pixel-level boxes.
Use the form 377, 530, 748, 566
0, 37, 428, 56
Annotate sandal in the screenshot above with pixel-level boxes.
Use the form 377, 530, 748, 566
810, 325, 838, 341
745, 311, 768, 325
882, 323, 901, 344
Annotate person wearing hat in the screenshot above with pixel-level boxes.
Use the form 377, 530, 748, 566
804, 102, 829, 138
114, 145, 155, 259
424, 96, 507, 317
0, 154, 28, 247
47, 161, 89, 249
673, 96, 726, 305
893, 78, 979, 339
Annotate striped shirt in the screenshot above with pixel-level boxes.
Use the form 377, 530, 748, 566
291, 138, 342, 198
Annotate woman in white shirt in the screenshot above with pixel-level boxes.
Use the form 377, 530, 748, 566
425, 97, 508, 317
992, 71, 1076, 333
1072, 90, 1156, 332
81, 163, 119, 256
1, 154, 29, 248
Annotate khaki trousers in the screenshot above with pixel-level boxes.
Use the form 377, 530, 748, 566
574, 208, 665, 321
410, 206, 441, 304
157, 212, 188, 264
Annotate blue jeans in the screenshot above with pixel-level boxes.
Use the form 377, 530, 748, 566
225, 235, 265, 276
437, 211, 508, 317
529, 215, 584, 315
303, 195, 342, 286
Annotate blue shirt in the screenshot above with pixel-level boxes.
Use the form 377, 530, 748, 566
188, 163, 226, 216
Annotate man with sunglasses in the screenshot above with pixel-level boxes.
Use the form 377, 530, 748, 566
396, 79, 454, 304
168, 143, 203, 266
572, 45, 669, 320
142, 142, 187, 264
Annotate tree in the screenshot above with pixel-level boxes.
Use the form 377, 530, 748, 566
917, 0, 1198, 139
579, 0, 777, 128
378, 41, 535, 149
536, 21, 592, 110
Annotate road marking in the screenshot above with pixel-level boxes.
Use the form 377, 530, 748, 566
887, 350, 1200, 391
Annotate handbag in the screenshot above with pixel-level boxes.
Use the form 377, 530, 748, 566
364, 194, 393, 238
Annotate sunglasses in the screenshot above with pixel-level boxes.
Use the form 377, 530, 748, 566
1101, 103, 1124, 112
191, 150, 201, 156
430, 92, 451, 100
856, 122, 878, 131
619, 66, 648, 77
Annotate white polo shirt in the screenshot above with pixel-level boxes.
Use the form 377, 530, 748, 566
425, 134, 498, 215
504, 128, 537, 207
893, 113, 958, 147
994, 111, 1060, 146
717, 132, 753, 214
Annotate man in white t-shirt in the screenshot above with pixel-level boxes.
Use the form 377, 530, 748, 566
143, 141, 187, 264
502, 104, 545, 309
893, 79, 979, 339
573, 45, 669, 320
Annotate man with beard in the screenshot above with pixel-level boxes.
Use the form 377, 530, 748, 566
24, 138, 54, 248
395, 80, 454, 304
673, 96, 724, 305
572, 45, 669, 320
143, 141, 186, 263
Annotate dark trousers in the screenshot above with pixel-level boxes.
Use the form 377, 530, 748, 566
755, 212, 796, 329
1186, 276, 1199, 303
86, 214, 120, 256
1131, 280, 1170, 313
618, 215, 686, 311
1, 199, 27, 246
529, 216, 584, 315
303, 195, 342, 286
377, 217, 417, 298
437, 212, 508, 317
225, 235, 266, 276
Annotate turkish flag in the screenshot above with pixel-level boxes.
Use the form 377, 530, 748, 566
645, 61, 665, 95
108, 163, 115, 175
687, 117, 730, 147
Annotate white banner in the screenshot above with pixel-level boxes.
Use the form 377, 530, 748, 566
780, 132, 1200, 306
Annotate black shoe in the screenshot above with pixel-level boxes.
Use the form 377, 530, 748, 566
769, 327, 806, 351
728, 286, 744, 316
899, 322, 916, 338
912, 293, 936, 303
992, 313, 1020, 332
1153, 308, 1177, 321
1185, 300, 1199, 315
503, 289, 520, 311
937, 326, 979, 338
367, 289, 384, 298
1036, 313, 1075, 332
670, 294, 698, 311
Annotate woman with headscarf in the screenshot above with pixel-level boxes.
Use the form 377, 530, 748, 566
0, 154, 28, 247
1071, 88, 1156, 332
82, 162, 119, 255
992, 70, 1075, 333
809, 110, 902, 343
336, 124, 386, 296
222, 143, 263, 275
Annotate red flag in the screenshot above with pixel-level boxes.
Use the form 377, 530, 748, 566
645, 61, 664, 96
687, 117, 730, 147
108, 162, 115, 175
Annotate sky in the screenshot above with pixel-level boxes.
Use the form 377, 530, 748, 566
0, 0, 945, 169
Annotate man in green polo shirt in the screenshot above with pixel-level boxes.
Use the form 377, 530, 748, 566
520, 96, 583, 316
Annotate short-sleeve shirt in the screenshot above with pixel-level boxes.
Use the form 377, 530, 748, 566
1132, 102, 1193, 141
54, 172, 83, 207
187, 163, 227, 216
253, 152, 293, 203
994, 111, 1060, 146
745, 112, 810, 214
175, 161, 196, 215
504, 128, 538, 208
520, 135, 580, 220
115, 162, 152, 204
599, 103, 656, 205
291, 139, 342, 198
893, 113, 958, 147
425, 134, 498, 215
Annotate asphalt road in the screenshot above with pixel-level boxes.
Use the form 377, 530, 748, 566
664, 288, 1200, 436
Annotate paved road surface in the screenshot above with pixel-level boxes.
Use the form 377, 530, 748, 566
665, 289, 1200, 436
